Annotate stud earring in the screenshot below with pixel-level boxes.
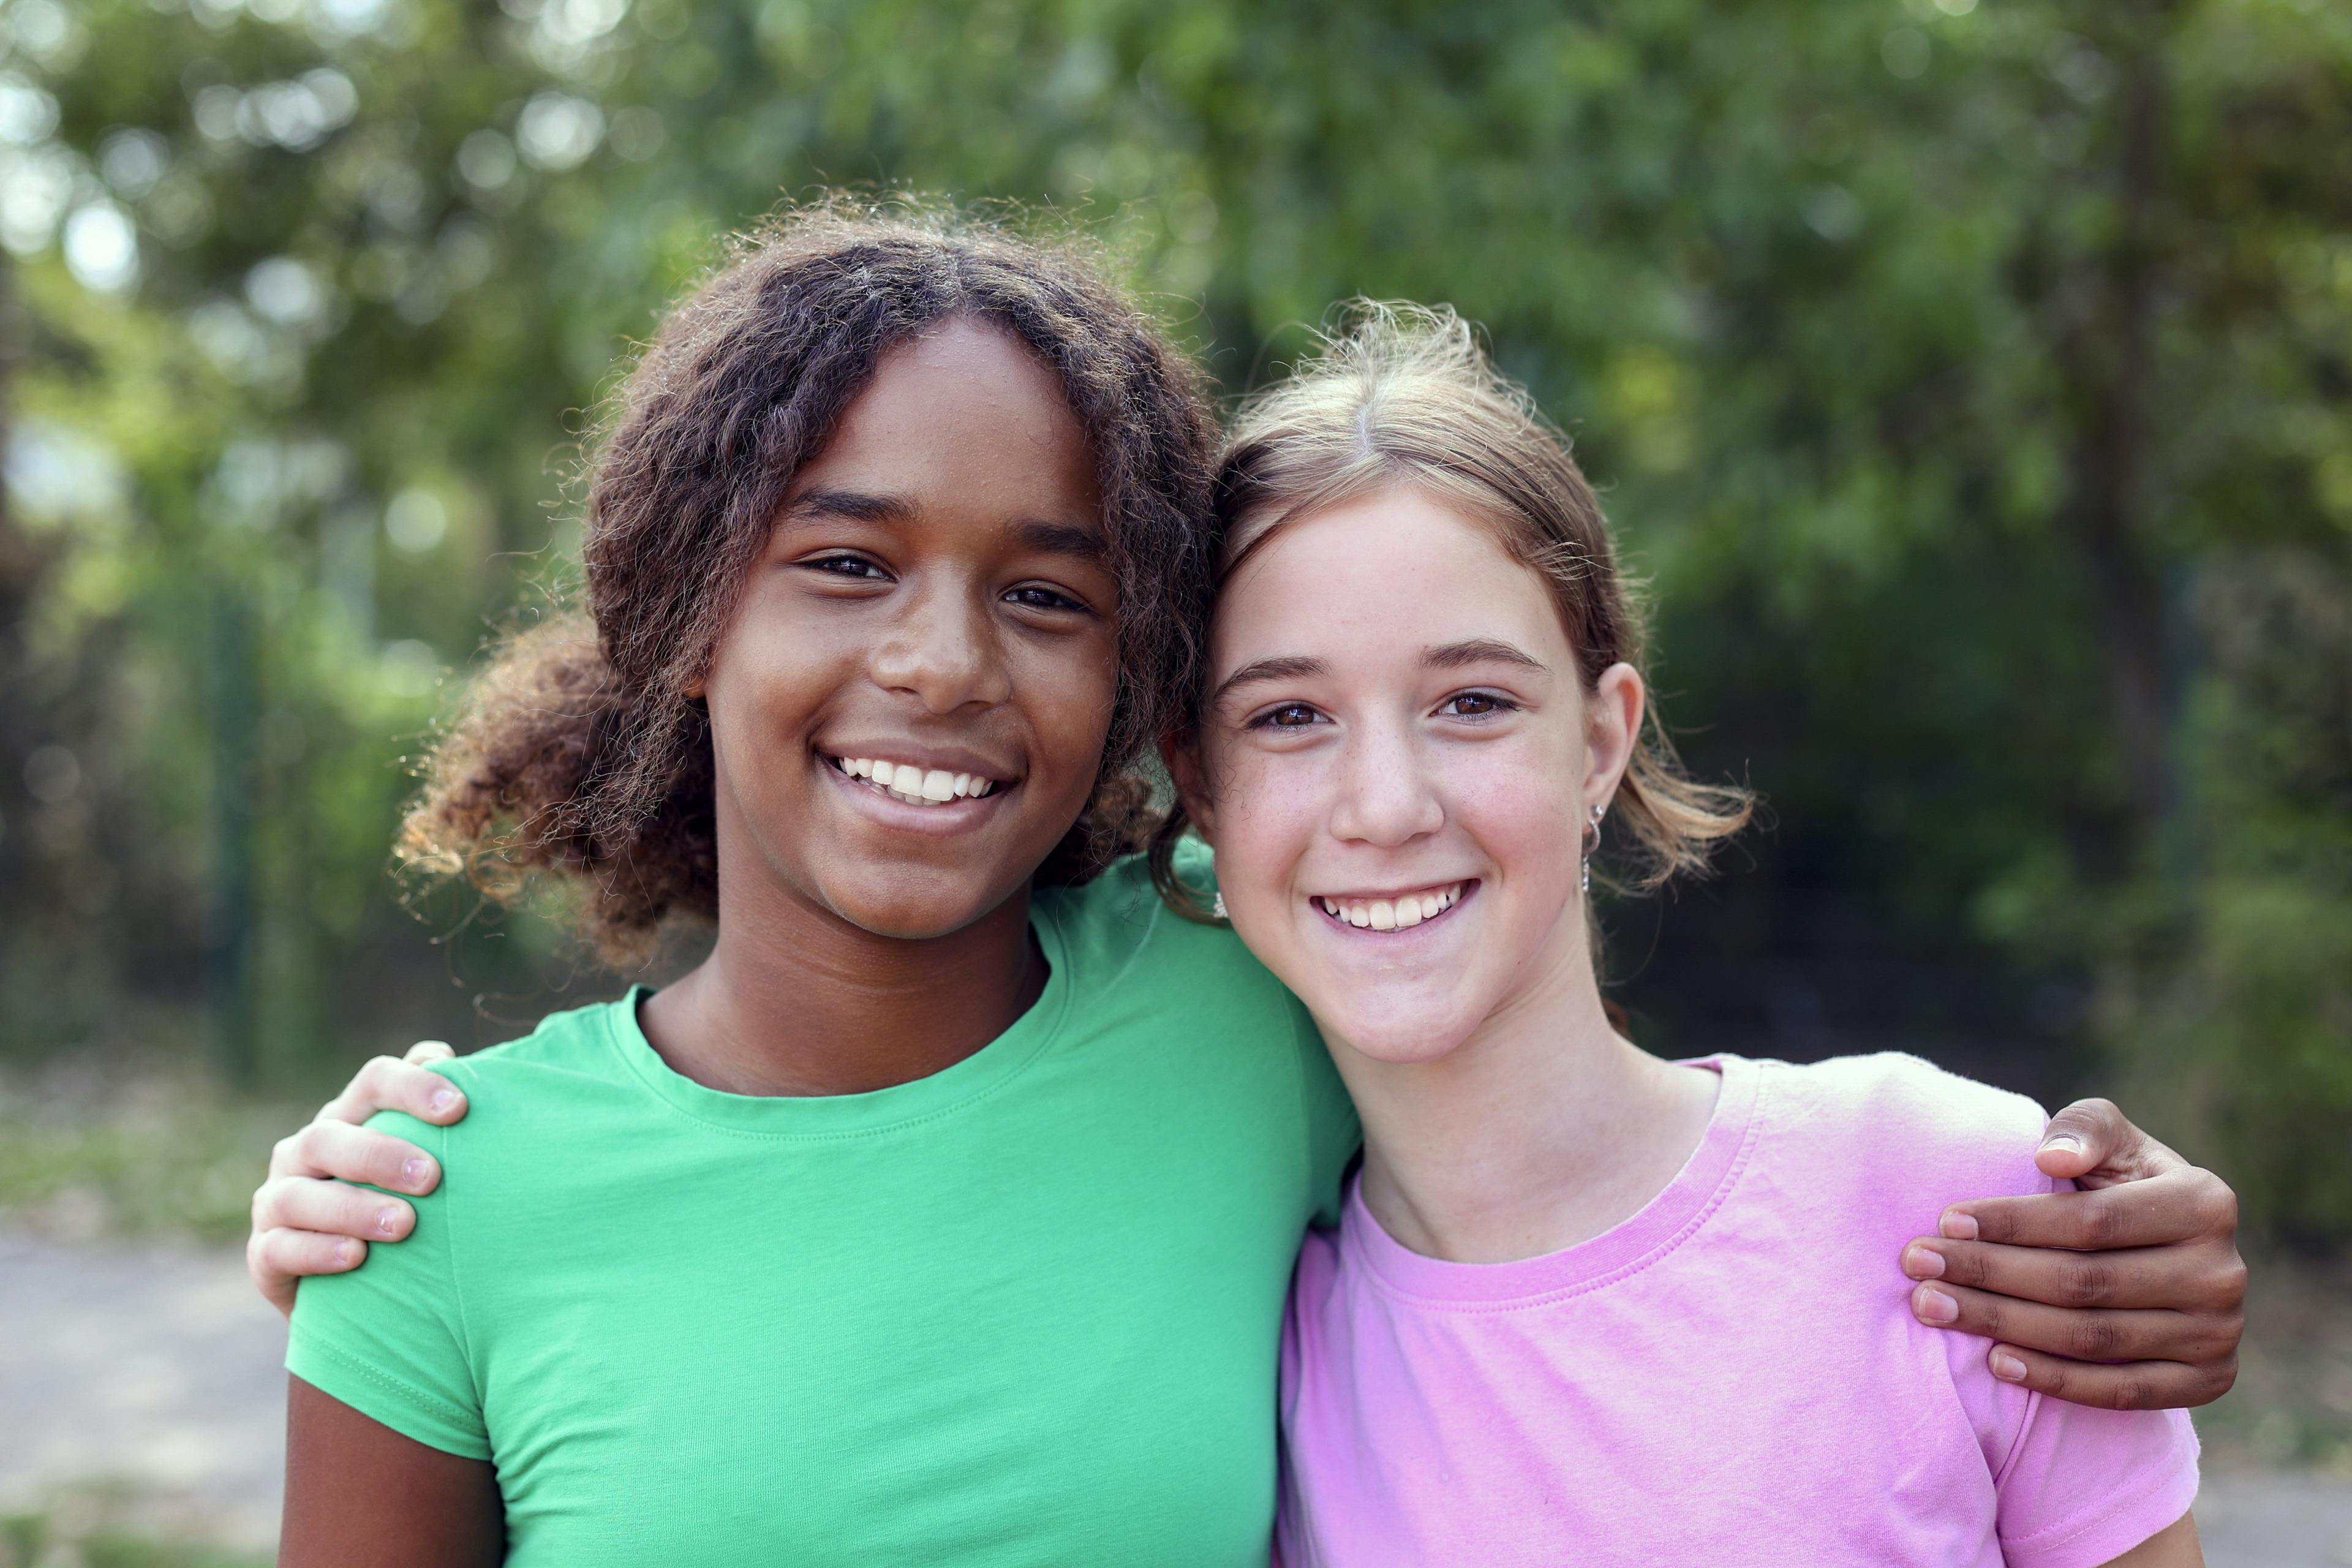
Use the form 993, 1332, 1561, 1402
1212, 891, 1229, 921
1581, 802, 1607, 895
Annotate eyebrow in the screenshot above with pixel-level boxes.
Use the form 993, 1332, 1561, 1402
1211, 655, 1329, 707
781, 491, 1108, 564
783, 488, 911, 524
1012, 519, 1110, 564
1421, 637, 1547, 673
1211, 638, 1547, 708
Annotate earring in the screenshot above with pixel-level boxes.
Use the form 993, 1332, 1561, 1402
1212, 891, 1229, 921
1580, 802, 1606, 895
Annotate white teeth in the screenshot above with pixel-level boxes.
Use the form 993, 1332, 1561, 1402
1319, 883, 1466, 929
832, 756, 1002, 806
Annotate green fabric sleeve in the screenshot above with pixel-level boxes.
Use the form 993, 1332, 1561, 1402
1289, 998, 1362, 1231
284, 1102, 489, 1460
1163, 834, 1362, 1228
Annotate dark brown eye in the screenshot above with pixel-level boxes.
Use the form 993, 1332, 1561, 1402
1441, 692, 1517, 719
1004, 584, 1088, 612
802, 554, 888, 580
1259, 702, 1322, 729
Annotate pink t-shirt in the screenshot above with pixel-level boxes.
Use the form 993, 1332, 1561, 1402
1278, 1054, 2199, 1568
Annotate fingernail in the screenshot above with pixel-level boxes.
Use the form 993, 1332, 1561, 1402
1939, 1210, 1979, 1241
375, 1205, 401, 1237
1915, 1286, 1959, 1324
402, 1158, 431, 1189
431, 1089, 461, 1115
1990, 1350, 2027, 1382
335, 1240, 361, 1267
2042, 1133, 2084, 1155
1902, 1243, 1945, 1280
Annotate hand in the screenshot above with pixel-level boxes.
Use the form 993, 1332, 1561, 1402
1899, 1098, 2245, 1411
247, 1041, 470, 1318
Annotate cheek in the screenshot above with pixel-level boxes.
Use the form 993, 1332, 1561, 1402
1203, 742, 1326, 890
1451, 750, 1585, 888
1011, 632, 1120, 780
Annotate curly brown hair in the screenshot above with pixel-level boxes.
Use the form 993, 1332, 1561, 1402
401, 201, 1219, 965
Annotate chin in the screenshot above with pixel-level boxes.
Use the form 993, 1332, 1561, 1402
1313, 995, 1483, 1067
818, 877, 1016, 942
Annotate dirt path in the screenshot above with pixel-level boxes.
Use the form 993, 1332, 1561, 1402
3, 1228, 2347, 1562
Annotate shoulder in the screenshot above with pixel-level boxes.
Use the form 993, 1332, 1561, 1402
1036, 847, 1283, 1003
1746, 1052, 2054, 1227
365, 994, 639, 1153
432, 993, 635, 1089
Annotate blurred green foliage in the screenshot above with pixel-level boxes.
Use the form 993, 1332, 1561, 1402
0, 0, 2345, 1237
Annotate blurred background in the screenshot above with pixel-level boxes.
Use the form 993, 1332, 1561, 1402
0, 0, 2346, 1559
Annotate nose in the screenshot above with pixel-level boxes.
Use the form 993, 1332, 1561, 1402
869, 577, 1013, 714
1329, 717, 1445, 848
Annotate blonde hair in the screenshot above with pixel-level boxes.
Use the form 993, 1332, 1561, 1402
1155, 301, 1753, 916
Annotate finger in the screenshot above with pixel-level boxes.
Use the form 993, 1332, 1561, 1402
1907, 1281, 2228, 1365
1939, 1168, 2217, 1251
252, 1175, 416, 1242
1900, 1237, 2223, 1313
2034, 1098, 2126, 1182
1981, 1343, 2238, 1411
404, 1039, 456, 1066
249, 1226, 368, 1291
2037, 1098, 2192, 1185
316, 1055, 467, 1129
269, 1120, 440, 1194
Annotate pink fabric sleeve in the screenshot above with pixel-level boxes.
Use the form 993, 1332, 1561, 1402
1992, 1390, 2199, 1568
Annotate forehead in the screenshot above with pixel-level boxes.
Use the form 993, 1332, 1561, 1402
1214, 488, 1565, 662
790, 317, 1101, 516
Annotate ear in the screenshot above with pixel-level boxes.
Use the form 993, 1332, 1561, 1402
1161, 735, 1217, 845
1586, 662, 1645, 815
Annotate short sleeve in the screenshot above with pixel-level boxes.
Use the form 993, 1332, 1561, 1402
1993, 1392, 2198, 1568
285, 1101, 488, 1460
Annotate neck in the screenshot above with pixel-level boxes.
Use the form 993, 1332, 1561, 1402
639, 873, 1044, 1099
1332, 928, 1718, 1265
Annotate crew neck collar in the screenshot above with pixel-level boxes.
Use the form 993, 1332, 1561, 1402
1343, 1054, 1763, 1307
603, 903, 1074, 1138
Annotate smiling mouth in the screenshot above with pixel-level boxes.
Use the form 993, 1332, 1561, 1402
828, 754, 1008, 809
1314, 881, 1471, 932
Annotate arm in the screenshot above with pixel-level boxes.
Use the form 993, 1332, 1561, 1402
282, 1375, 503, 1567
1900, 1099, 2245, 1411
2099, 1510, 2202, 1567
250, 1043, 472, 1316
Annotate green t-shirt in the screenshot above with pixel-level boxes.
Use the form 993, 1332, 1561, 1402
287, 852, 1359, 1566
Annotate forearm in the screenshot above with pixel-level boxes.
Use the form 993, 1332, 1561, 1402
281, 1376, 504, 1567
2097, 1510, 2202, 1568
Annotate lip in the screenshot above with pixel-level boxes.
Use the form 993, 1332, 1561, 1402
818, 751, 1016, 834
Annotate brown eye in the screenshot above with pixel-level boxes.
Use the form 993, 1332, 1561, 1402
1254, 702, 1323, 729
1004, 584, 1088, 613
802, 554, 889, 581
1441, 692, 1516, 719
